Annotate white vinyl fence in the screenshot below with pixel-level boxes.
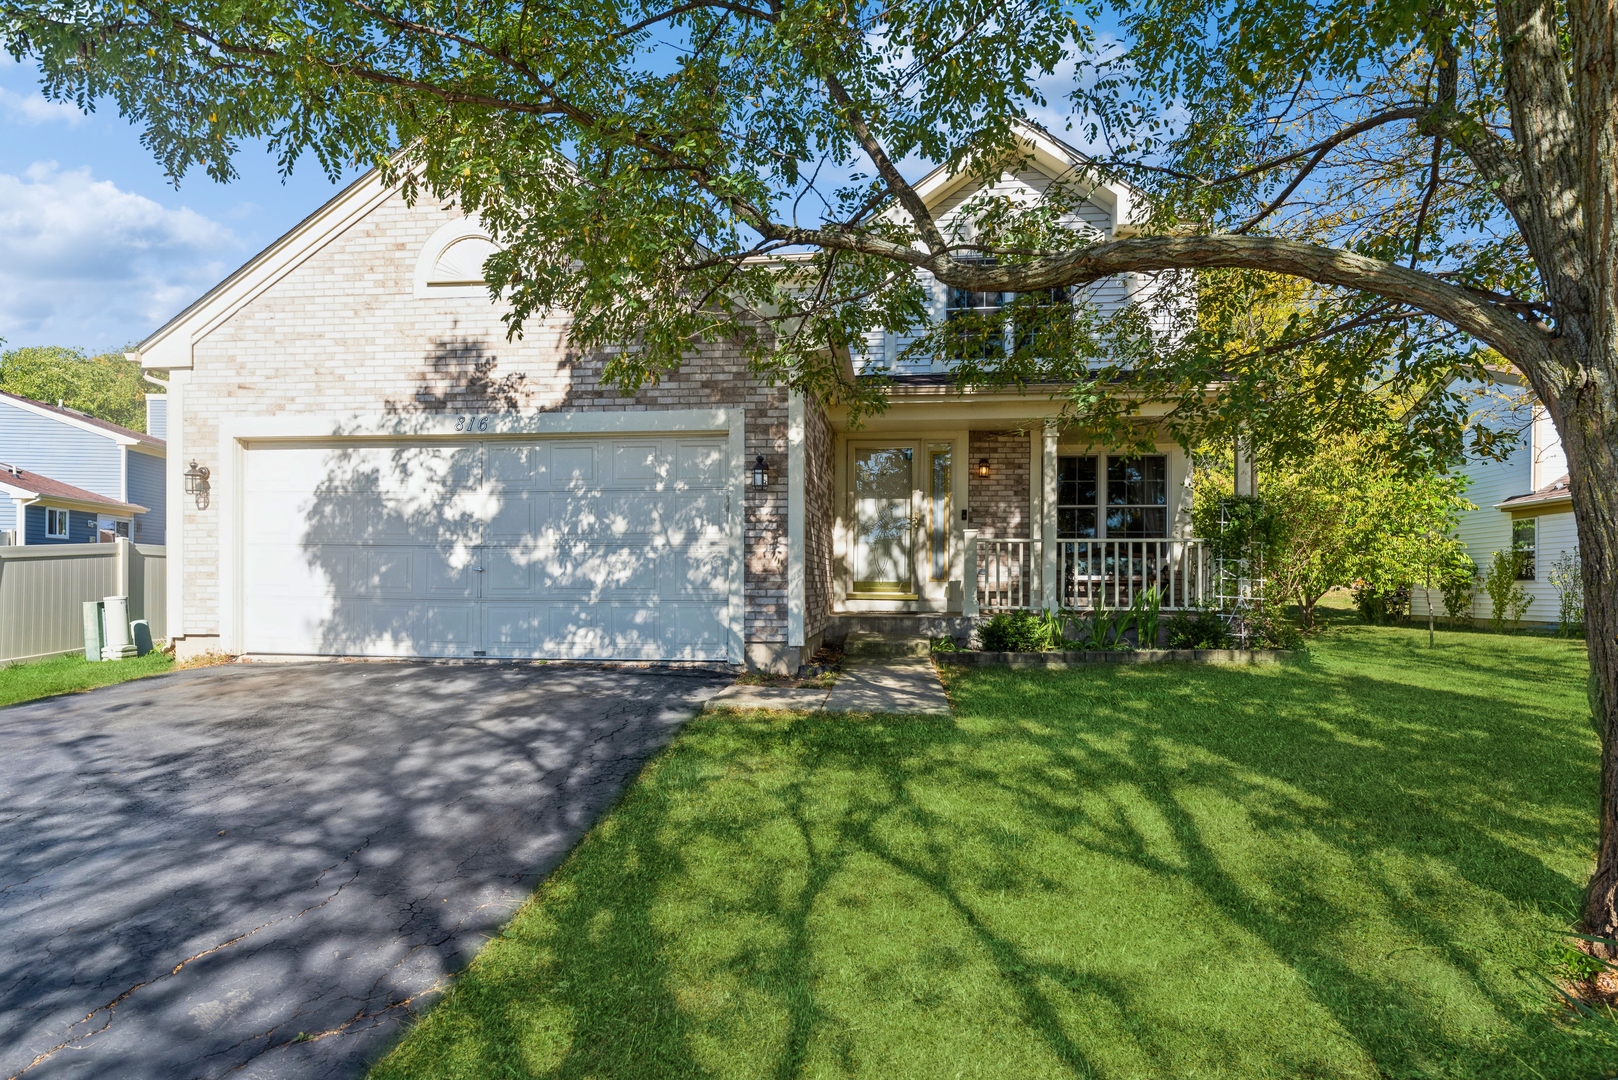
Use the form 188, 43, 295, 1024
0, 541, 166, 666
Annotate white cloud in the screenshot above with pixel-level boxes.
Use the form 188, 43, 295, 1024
0, 86, 86, 126
0, 162, 238, 349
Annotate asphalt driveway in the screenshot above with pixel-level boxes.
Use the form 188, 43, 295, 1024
0, 662, 728, 1080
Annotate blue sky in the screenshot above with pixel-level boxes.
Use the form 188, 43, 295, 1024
0, 54, 360, 355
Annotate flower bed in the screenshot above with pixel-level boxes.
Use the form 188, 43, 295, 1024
934, 648, 1292, 667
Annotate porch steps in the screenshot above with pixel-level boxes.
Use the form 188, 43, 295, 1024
842, 631, 932, 659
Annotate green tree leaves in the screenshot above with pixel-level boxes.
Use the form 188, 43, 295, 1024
0, 345, 149, 431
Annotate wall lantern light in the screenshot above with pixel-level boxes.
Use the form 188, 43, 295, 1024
184, 460, 211, 509
752, 454, 770, 488
977, 458, 991, 478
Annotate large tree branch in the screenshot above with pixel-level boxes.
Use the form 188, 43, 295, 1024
910, 234, 1556, 369
822, 73, 948, 254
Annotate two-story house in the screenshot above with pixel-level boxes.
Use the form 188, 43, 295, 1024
0, 391, 166, 546
130, 122, 1205, 668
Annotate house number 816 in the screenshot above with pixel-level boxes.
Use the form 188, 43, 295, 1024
455, 415, 492, 432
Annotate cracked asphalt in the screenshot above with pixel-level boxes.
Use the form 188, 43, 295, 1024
0, 661, 728, 1080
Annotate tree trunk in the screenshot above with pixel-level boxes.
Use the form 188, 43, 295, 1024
1560, 384, 1618, 945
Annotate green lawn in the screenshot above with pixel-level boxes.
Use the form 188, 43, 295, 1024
371, 625, 1612, 1079
0, 650, 174, 708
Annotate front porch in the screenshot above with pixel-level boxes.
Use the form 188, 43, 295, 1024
827, 414, 1214, 623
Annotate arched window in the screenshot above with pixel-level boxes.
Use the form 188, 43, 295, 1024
413, 219, 503, 298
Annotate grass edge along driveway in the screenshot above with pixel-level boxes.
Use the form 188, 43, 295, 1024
0, 651, 174, 708
369, 625, 1606, 1078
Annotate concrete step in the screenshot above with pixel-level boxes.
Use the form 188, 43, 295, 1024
842, 631, 932, 659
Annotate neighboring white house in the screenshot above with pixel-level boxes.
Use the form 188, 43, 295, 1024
1413, 373, 1576, 625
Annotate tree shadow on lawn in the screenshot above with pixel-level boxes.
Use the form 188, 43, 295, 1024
372, 628, 1612, 1080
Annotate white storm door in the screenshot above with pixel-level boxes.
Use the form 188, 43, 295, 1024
477, 436, 731, 660
852, 445, 916, 596
241, 441, 485, 657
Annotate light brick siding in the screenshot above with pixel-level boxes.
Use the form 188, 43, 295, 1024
967, 429, 1031, 538
802, 397, 836, 646
181, 189, 790, 653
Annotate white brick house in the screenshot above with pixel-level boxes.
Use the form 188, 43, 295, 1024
134, 123, 1204, 670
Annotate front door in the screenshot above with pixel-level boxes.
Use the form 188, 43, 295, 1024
852, 446, 916, 596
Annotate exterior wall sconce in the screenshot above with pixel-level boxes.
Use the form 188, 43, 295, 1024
184, 460, 211, 509
977, 458, 990, 478
752, 454, 770, 488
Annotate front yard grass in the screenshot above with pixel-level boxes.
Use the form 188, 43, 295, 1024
371, 625, 1610, 1079
0, 651, 174, 708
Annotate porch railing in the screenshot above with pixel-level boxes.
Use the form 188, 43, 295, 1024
1055, 540, 1211, 611
965, 534, 1211, 613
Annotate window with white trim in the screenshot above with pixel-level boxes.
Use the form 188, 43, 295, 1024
45, 507, 69, 539
1106, 456, 1169, 538
1513, 518, 1537, 580
1057, 456, 1099, 538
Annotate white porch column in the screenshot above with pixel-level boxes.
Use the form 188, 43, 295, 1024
1041, 420, 1059, 611
1234, 435, 1256, 497
786, 390, 806, 651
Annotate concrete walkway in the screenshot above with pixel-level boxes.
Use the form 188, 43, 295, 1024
707, 657, 951, 716
823, 657, 951, 714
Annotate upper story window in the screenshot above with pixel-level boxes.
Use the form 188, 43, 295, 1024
45, 507, 69, 538
946, 283, 1005, 361
1106, 456, 1168, 537
1513, 518, 1537, 580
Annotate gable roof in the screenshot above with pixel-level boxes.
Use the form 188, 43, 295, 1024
0, 390, 165, 450
905, 118, 1149, 230
132, 166, 397, 370
0, 464, 147, 515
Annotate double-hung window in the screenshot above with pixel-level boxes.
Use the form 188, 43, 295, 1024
1056, 454, 1170, 538
946, 284, 1005, 361
45, 507, 69, 539
1513, 518, 1538, 580
1057, 456, 1099, 538
1106, 456, 1169, 537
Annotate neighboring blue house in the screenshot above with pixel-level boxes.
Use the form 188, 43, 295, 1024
0, 390, 166, 545
0, 465, 149, 545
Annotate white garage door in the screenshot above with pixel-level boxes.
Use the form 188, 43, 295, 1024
240, 436, 732, 660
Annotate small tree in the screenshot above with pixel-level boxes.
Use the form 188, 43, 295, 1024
1481, 551, 1534, 632
1547, 550, 1586, 638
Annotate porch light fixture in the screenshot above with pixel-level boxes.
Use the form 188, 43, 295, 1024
184, 460, 211, 510
977, 458, 990, 478
752, 454, 770, 488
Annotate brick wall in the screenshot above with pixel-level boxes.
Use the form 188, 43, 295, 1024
967, 429, 1031, 538
181, 188, 790, 653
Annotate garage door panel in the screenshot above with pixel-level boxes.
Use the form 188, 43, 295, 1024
613, 441, 671, 484
486, 443, 547, 487
243, 436, 730, 660
548, 443, 596, 486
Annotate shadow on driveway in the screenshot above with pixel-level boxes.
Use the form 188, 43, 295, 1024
0, 662, 727, 1080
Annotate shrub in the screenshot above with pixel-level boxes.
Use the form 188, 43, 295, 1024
1547, 549, 1585, 637
1439, 552, 1478, 627
1247, 612, 1303, 650
978, 611, 1070, 652
1352, 583, 1410, 625
1165, 606, 1230, 649
1481, 550, 1534, 631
